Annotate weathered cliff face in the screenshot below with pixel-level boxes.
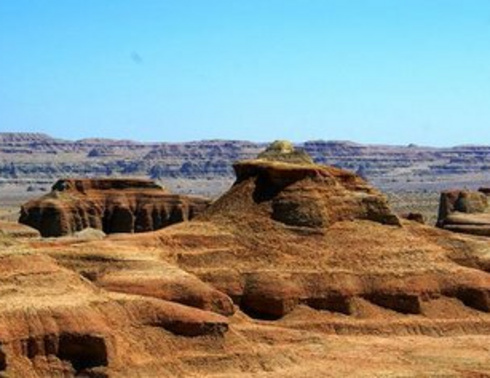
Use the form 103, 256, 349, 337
19, 178, 210, 237
1, 142, 490, 376
171, 145, 490, 322
437, 188, 490, 236
206, 158, 400, 229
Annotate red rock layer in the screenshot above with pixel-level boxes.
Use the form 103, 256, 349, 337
437, 188, 490, 236
19, 178, 210, 237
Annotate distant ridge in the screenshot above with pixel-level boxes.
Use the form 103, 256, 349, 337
1, 132, 489, 149
0, 132, 488, 196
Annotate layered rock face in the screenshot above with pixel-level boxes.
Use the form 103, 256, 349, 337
210, 157, 400, 229
1, 142, 489, 376
437, 188, 490, 236
0, 248, 228, 376
19, 178, 210, 237
169, 145, 490, 323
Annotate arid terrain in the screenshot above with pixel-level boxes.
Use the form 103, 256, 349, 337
1, 132, 489, 225
0, 141, 488, 376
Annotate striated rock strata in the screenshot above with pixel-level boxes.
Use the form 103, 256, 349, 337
437, 188, 490, 236
161, 145, 490, 322
19, 178, 210, 237
1, 142, 489, 376
0, 250, 228, 377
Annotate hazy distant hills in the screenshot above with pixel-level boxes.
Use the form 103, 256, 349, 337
0, 132, 489, 195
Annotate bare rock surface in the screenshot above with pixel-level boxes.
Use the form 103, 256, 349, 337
437, 188, 490, 236
0, 220, 40, 238
0, 142, 489, 376
0, 247, 229, 377
19, 178, 210, 237
163, 145, 490, 322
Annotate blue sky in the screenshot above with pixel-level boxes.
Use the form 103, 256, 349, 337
1, 0, 490, 145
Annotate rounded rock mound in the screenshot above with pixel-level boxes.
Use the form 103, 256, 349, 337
257, 140, 314, 164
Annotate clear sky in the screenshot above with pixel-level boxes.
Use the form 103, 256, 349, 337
1, 0, 490, 146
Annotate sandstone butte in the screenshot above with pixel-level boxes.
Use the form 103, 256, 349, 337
0, 142, 489, 376
18, 178, 211, 237
437, 187, 490, 237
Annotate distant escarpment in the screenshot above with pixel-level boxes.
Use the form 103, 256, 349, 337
1, 133, 489, 197
437, 188, 490, 236
19, 178, 210, 237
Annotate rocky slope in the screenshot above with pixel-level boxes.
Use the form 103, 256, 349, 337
0, 141, 489, 376
19, 178, 210, 237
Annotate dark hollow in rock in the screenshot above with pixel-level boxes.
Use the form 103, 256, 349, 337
364, 293, 422, 314
58, 334, 108, 374
18, 333, 108, 376
160, 320, 229, 337
453, 288, 490, 312
239, 275, 300, 320
0, 348, 6, 371
239, 297, 294, 320
400, 212, 425, 224
305, 295, 352, 315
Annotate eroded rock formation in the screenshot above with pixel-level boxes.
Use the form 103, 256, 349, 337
211, 155, 401, 229
0, 251, 228, 376
1, 141, 489, 376
437, 188, 490, 236
169, 144, 490, 321
19, 178, 210, 237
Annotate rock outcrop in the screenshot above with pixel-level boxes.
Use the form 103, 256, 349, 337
437, 188, 490, 236
257, 140, 314, 164
1, 141, 490, 376
0, 248, 228, 377
209, 154, 401, 229
19, 178, 210, 237
166, 143, 490, 322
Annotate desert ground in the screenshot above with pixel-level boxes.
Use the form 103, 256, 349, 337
0, 142, 489, 377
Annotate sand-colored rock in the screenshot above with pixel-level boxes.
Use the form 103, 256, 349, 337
1, 143, 489, 376
219, 159, 401, 229
0, 246, 228, 376
400, 212, 425, 224
19, 178, 210, 237
437, 188, 490, 236
160, 145, 490, 321
0, 220, 40, 238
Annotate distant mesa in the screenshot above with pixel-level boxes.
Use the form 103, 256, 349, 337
19, 178, 210, 237
437, 187, 490, 236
